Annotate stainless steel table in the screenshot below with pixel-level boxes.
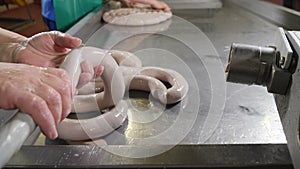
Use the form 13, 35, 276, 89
4, 0, 300, 168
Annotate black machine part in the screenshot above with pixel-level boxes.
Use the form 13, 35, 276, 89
226, 28, 295, 95
226, 28, 300, 168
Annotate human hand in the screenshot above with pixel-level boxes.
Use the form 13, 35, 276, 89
0, 62, 73, 139
16, 31, 82, 67
148, 0, 171, 11
77, 60, 104, 89
123, 0, 171, 11
14, 31, 103, 88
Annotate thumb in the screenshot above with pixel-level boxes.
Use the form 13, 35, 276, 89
51, 31, 82, 49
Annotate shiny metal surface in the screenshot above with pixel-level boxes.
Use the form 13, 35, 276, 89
230, 0, 300, 30
5, 0, 300, 168
5, 144, 292, 168
85, 16, 220, 147
83, 0, 287, 145
181, 1, 287, 144
222, 28, 299, 168
274, 31, 300, 169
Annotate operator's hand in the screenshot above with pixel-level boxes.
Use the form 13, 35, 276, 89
148, 0, 170, 11
0, 62, 73, 139
77, 60, 104, 89
16, 31, 81, 67
0, 31, 104, 140
14, 31, 103, 88
123, 0, 171, 11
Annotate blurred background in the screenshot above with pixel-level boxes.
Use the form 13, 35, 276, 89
0, 0, 47, 36
0, 0, 299, 37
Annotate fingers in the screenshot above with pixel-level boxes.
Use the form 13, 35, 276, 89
42, 68, 73, 119
151, 1, 171, 11
162, 4, 171, 11
81, 60, 94, 76
16, 91, 58, 139
50, 31, 82, 52
122, 0, 132, 7
129, 0, 171, 11
31, 68, 72, 139
33, 83, 62, 126
52, 56, 66, 68
76, 61, 104, 88
32, 68, 72, 139
77, 61, 94, 89
77, 73, 93, 89
94, 65, 104, 78
163, 3, 171, 11
0, 62, 73, 140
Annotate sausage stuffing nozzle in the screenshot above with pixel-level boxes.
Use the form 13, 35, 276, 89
226, 43, 276, 86
226, 43, 292, 95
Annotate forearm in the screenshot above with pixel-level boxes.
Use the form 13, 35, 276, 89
0, 28, 27, 43
0, 43, 25, 63
0, 28, 28, 63
0, 28, 26, 44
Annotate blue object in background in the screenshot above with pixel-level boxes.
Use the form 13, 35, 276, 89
42, 0, 56, 30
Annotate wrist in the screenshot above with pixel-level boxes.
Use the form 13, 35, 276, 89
0, 40, 28, 63
0, 28, 27, 43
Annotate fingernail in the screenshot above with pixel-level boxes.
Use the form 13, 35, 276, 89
94, 65, 104, 78
62, 114, 70, 120
74, 37, 82, 44
49, 125, 58, 139
62, 106, 71, 119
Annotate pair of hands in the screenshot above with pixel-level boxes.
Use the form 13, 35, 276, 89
0, 31, 102, 139
1, 0, 170, 140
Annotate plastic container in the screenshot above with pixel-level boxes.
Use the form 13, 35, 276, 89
53, 0, 102, 31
